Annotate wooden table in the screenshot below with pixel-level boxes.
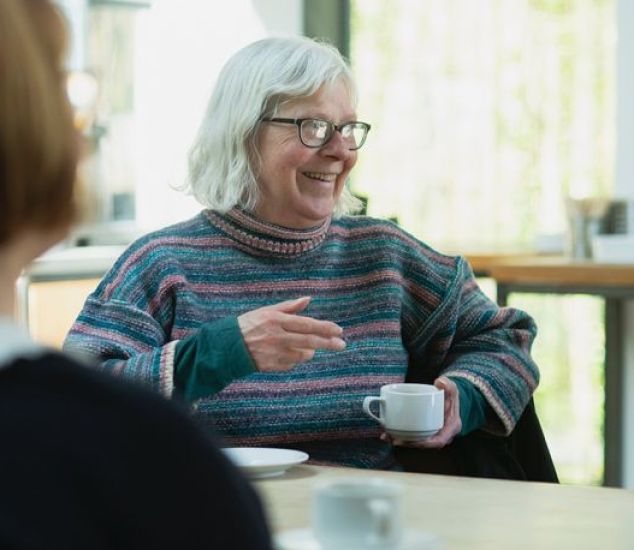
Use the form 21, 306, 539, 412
255, 465, 634, 549
465, 254, 634, 487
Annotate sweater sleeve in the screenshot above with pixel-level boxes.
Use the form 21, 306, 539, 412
64, 295, 180, 397
405, 256, 539, 436
64, 296, 255, 400
174, 316, 256, 401
63, 238, 254, 399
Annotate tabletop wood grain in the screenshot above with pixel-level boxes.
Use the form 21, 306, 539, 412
254, 465, 634, 549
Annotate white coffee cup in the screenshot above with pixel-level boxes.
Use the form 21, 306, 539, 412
312, 477, 404, 549
363, 383, 444, 440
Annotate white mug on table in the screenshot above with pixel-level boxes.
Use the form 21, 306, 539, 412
312, 477, 404, 549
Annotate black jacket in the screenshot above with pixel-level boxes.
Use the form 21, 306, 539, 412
0, 352, 272, 549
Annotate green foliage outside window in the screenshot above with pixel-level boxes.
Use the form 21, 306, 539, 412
350, 0, 614, 484
350, 0, 614, 250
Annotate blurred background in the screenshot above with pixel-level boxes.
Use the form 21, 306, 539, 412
36, 0, 633, 488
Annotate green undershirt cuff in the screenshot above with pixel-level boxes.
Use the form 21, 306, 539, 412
449, 377, 489, 436
174, 316, 256, 401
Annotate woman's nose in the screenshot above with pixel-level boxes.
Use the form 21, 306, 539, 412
320, 130, 354, 160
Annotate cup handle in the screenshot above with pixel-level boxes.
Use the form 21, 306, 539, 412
362, 396, 384, 424
367, 499, 394, 541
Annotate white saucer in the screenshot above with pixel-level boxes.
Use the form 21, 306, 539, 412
386, 428, 439, 441
275, 528, 441, 549
222, 447, 309, 479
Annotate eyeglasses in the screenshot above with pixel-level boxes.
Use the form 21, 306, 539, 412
260, 117, 371, 150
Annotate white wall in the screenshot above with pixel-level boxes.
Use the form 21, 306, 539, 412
133, 0, 303, 232
615, 1, 634, 200
55, 0, 88, 70
616, 0, 634, 489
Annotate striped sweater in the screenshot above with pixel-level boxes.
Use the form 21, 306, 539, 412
64, 208, 539, 469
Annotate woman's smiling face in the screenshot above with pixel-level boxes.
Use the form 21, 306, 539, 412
255, 80, 358, 229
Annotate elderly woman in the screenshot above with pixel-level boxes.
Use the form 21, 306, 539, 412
0, 0, 271, 546
65, 36, 540, 473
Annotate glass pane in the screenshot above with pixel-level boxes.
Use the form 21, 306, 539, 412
350, 0, 615, 251
475, 279, 604, 484
509, 294, 605, 485
82, 5, 140, 224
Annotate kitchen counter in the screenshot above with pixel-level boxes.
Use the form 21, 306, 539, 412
16, 246, 125, 336
25, 245, 126, 281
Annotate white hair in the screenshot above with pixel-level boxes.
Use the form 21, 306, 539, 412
185, 36, 363, 217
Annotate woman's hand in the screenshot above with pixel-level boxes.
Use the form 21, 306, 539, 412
237, 296, 346, 372
382, 376, 462, 449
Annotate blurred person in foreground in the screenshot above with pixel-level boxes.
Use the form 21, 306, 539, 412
65, 35, 541, 477
0, 1, 271, 548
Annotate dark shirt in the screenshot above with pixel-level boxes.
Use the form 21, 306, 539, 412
0, 352, 272, 550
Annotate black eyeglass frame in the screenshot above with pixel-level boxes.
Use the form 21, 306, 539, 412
260, 117, 371, 150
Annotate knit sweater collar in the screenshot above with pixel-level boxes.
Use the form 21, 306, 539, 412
204, 207, 331, 257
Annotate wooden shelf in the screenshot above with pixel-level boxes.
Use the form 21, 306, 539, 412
465, 254, 634, 287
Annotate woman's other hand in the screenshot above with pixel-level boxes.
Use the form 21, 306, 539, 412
382, 376, 462, 449
237, 296, 346, 372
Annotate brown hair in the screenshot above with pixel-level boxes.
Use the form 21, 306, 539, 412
0, 0, 78, 245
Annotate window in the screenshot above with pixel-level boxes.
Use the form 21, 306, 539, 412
350, 0, 616, 484
350, 0, 614, 250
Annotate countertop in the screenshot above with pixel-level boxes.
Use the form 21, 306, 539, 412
25, 245, 126, 281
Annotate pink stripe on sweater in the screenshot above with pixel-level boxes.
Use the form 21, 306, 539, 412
159, 340, 177, 397
218, 375, 403, 395
329, 224, 457, 266
103, 236, 233, 298
222, 428, 380, 446
71, 322, 151, 354
183, 270, 406, 294
344, 321, 401, 337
